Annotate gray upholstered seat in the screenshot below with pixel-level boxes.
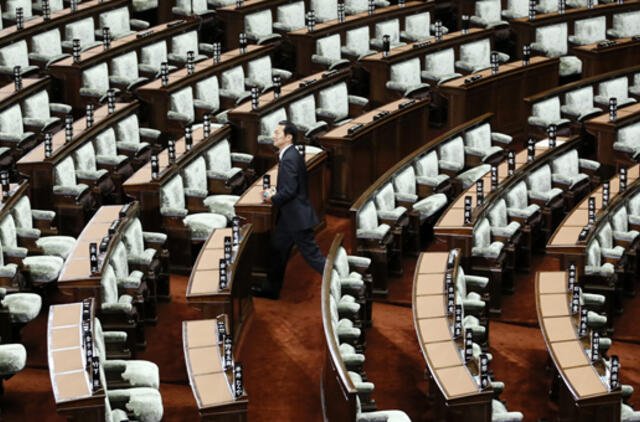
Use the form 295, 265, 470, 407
630, 73, 640, 97
313, 34, 351, 70
413, 151, 450, 188
550, 149, 595, 189
97, 7, 149, 40
80, 63, 114, 102
288, 95, 329, 138
341, 26, 376, 60
258, 107, 287, 144
182, 157, 239, 221
392, 166, 448, 219
501, 0, 528, 18
21, 90, 71, 132
11, 196, 75, 259
34, 0, 63, 13
310, 0, 337, 22
160, 175, 227, 240
585, 239, 615, 276
438, 136, 490, 189
488, 198, 521, 240
532, 23, 582, 77
400, 12, 439, 42
622, 404, 640, 422
330, 269, 361, 317
133, 0, 158, 12
526, 165, 563, 204
611, 206, 640, 244
334, 246, 370, 289
54, 156, 90, 197
168, 87, 196, 125
329, 296, 361, 344
339, 342, 365, 369
245, 10, 281, 45
109, 52, 148, 91
0, 344, 26, 378
221, 66, 251, 105
169, 30, 210, 65
566, 0, 598, 7
0, 40, 38, 76
204, 139, 252, 183
0, 288, 41, 323
370, 19, 406, 49
110, 241, 144, 289
374, 183, 407, 222
505, 181, 540, 219
355, 395, 411, 422
595, 77, 637, 108
456, 266, 488, 313
463, 122, 511, 162
569, 17, 606, 46
101, 263, 135, 314
0, 104, 34, 149
535, 0, 558, 13
73, 142, 109, 183
195, 75, 222, 118
473, 218, 504, 258
246, 56, 292, 92
344, 0, 390, 15
528, 96, 571, 128
421, 48, 462, 85
456, 38, 509, 74
629, 191, 640, 226
94, 128, 129, 166
614, 121, 640, 161
385, 58, 430, 97
208, 0, 234, 7
492, 399, 524, 422
357, 201, 391, 240
29, 29, 70, 69
172, 0, 212, 16
115, 114, 157, 155
274, 1, 305, 31
2, 0, 35, 23
316, 82, 368, 125
561, 87, 603, 121
597, 222, 626, 258
140, 41, 177, 77
471, 0, 508, 28
107, 387, 163, 422
122, 218, 160, 267
607, 11, 640, 39
0, 242, 18, 279
63, 17, 102, 52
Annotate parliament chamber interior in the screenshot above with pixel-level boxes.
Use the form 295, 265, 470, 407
1, 0, 640, 420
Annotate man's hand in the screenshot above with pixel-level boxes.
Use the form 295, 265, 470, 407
261, 189, 273, 203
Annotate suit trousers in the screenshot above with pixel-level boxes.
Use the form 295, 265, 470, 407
267, 221, 326, 294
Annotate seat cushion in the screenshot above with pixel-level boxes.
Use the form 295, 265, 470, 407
183, 213, 227, 240
23, 255, 64, 283
413, 193, 448, 219
0, 344, 26, 376
35, 236, 76, 259
2, 293, 41, 323
456, 164, 491, 189
108, 387, 164, 422
203, 195, 239, 221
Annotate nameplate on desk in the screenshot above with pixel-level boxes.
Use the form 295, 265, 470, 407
373, 111, 390, 121
84, 331, 94, 367
479, 353, 489, 388
223, 335, 233, 371
298, 79, 316, 88
447, 250, 457, 270
578, 226, 590, 242
108, 220, 119, 236
92, 356, 101, 392
571, 285, 580, 314
233, 363, 244, 398
464, 74, 483, 84
579, 309, 588, 337
454, 304, 462, 337
464, 329, 473, 361
136, 30, 154, 39
568, 262, 576, 290
167, 20, 185, 28
412, 40, 431, 49
119, 203, 132, 218
596, 40, 617, 48
216, 320, 226, 344
398, 99, 415, 109
82, 300, 92, 320
347, 123, 364, 135
99, 236, 109, 254
610, 355, 620, 390
322, 69, 338, 78
591, 331, 600, 362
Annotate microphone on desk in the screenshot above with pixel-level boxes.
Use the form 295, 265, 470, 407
160, 62, 169, 86
528, 0, 536, 21
86, 103, 94, 128
65, 114, 73, 143
382, 35, 390, 57
42, 0, 51, 21
13, 66, 22, 91
368, 0, 375, 14
273, 75, 281, 99
239, 32, 248, 53
16, 7, 24, 30
213, 42, 221, 63
44, 132, 52, 158
102, 27, 111, 50
461, 15, 469, 35
522, 44, 530, 65
72, 39, 81, 63
609, 97, 617, 121
70, 0, 78, 12
185, 125, 193, 150
490, 52, 499, 74
306, 11, 315, 32
338, 2, 345, 23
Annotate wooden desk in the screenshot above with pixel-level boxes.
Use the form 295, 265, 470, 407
136, 44, 274, 138
572, 36, 640, 78
48, 19, 199, 109
48, 299, 105, 422
186, 225, 254, 347
360, 28, 494, 105
413, 251, 493, 421
318, 97, 429, 213
227, 68, 351, 170
287, 2, 433, 76
234, 150, 327, 285
439, 56, 559, 136
535, 271, 622, 422
183, 317, 249, 421
0, 77, 52, 113
585, 102, 640, 170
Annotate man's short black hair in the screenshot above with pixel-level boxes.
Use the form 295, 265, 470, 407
279, 120, 298, 144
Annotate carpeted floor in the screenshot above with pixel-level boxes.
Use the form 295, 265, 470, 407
3, 214, 640, 421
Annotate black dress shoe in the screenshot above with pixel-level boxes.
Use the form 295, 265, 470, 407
250, 285, 279, 300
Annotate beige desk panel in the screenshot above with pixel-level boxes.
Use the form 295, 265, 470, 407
539, 294, 570, 317
206, 228, 234, 249
415, 295, 445, 319
435, 366, 478, 398
419, 317, 453, 344
188, 270, 221, 296
415, 273, 446, 296
425, 341, 463, 369
417, 252, 449, 273
52, 348, 85, 374
551, 341, 590, 369
538, 272, 569, 294
51, 326, 82, 350
564, 365, 608, 397
193, 372, 234, 407
51, 303, 82, 327
543, 317, 577, 343
55, 371, 91, 401
185, 320, 218, 349
188, 346, 222, 376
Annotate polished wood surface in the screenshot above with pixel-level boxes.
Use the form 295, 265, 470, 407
572, 36, 640, 78
585, 103, 640, 170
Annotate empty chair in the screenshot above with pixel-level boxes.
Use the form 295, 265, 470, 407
532, 23, 582, 77
561, 86, 603, 121
595, 77, 637, 107
550, 149, 595, 191
172, 0, 213, 16
504, 181, 541, 222
133, 0, 159, 11
607, 11, 640, 38
168, 87, 196, 127
244, 10, 281, 45
615, 122, 640, 161
220, 66, 251, 105
501, 0, 528, 18
456, 38, 509, 74
355, 396, 411, 422
109, 52, 149, 92
0, 344, 26, 391
94, 128, 131, 172
413, 150, 451, 192
569, 17, 606, 46
63, 17, 102, 52
245, 56, 292, 92
526, 164, 563, 204
21, 90, 70, 133
2, 0, 35, 23
330, 269, 361, 319
139, 41, 177, 77
0, 104, 37, 154
344, 0, 389, 15
168, 31, 210, 65
258, 108, 287, 144
310, 0, 338, 22
630, 74, 640, 97
471, 0, 508, 28
611, 206, 640, 244
72, 142, 114, 199
312, 34, 351, 70
0, 288, 41, 326
97, 7, 149, 40
194, 75, 230, 123
585, 239, 616, 278
0, 40, 38, 77
288, 95, 329, 138
181, 157, 239, 221
373, 183, 408, 230
29, 29, 70, 69
455, 266, 488, 314
114, 114, 157, 160
80, 63, 115, 102
492, 400, 524, 422
10, 196, 75, 260
385, 58, 430, 98
400, 12, 437, 42
597, 222, 626, 259
487, 199, 521, 244
316, 82, 368, 126
463, 122, 511, 166
370, 19, 406, 49
53, 156, 93, 210
100, 263, 142, 351
472, 218, 505, 261
203, 138, 253, 194
273, 2, 305, 32
208, 0, 235, 7
342, 26, 376, 60
438, 136, 491, 189
528, 96, 571, 129
421, 48, 462, 85
329, 295, 361, 344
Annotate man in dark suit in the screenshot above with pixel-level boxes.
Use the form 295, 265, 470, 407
251, 121, 326, 299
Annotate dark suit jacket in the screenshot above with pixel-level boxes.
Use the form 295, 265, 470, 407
270, 145, 319, 232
